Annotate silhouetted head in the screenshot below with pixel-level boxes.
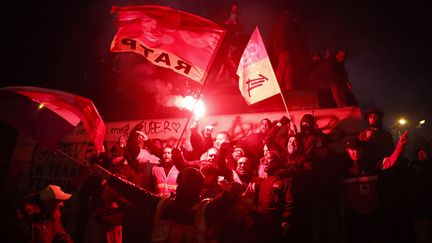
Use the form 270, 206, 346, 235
345, 138, 365, 162
175, 167, 204, 204
300, 114, 315, 134
364, 107, 384, 129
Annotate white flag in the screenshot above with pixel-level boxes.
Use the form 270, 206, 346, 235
237, 27, 281, 105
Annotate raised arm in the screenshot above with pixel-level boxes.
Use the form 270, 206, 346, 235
172, 147, 200, 171
382, 130, 408, 170
263, 116, 291, 151
91, 164, 160, 209
190, 121, 205, 157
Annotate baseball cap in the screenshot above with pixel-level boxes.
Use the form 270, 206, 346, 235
40, 185, 72, 201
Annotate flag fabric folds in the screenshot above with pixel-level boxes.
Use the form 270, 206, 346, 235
111, 5, 226, 84
237, 27, 281, 105
0, 86, 106, 152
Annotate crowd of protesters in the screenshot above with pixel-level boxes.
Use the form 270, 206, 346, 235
2, 3, 430, 243
6, 107, 432, 243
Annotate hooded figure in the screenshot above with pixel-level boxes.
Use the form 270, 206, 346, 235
363, 108, 384, 130
300, 114, 315, 134
298, 114, 326, 170
358, 108, 394, 163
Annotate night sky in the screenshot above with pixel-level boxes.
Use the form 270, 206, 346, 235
2, 0, 431, 131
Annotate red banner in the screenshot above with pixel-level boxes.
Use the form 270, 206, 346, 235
111, 5, 226, 84
0, 86, 106, 152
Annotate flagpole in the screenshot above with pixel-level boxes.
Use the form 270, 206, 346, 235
279, 91, 291, 120
236, 27, 297, 134
56, 149, 87, 166
279, 90, 297, 134
174, 26, 227, 148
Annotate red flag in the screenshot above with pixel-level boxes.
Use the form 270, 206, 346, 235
0, 86, 106, 152
111, 5, 226, 84
237, 27, 281, 105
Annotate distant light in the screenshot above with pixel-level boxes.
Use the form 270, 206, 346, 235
398, 118, 407, 125
419, 120, 426, 125
38, 103, 44, 109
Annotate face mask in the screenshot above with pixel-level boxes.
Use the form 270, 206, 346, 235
301, 124, 312, 132
369, 121, 381, 129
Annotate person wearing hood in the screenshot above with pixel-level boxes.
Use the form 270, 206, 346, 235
298, 114, 326, 171
358, 108, 394, 164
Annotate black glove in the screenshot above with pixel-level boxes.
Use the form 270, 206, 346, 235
172, 147, 183, 161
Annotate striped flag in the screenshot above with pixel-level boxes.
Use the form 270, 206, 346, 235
237, 27, 281, 105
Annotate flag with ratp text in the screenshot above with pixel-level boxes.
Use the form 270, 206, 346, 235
111, 5, 226, 84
